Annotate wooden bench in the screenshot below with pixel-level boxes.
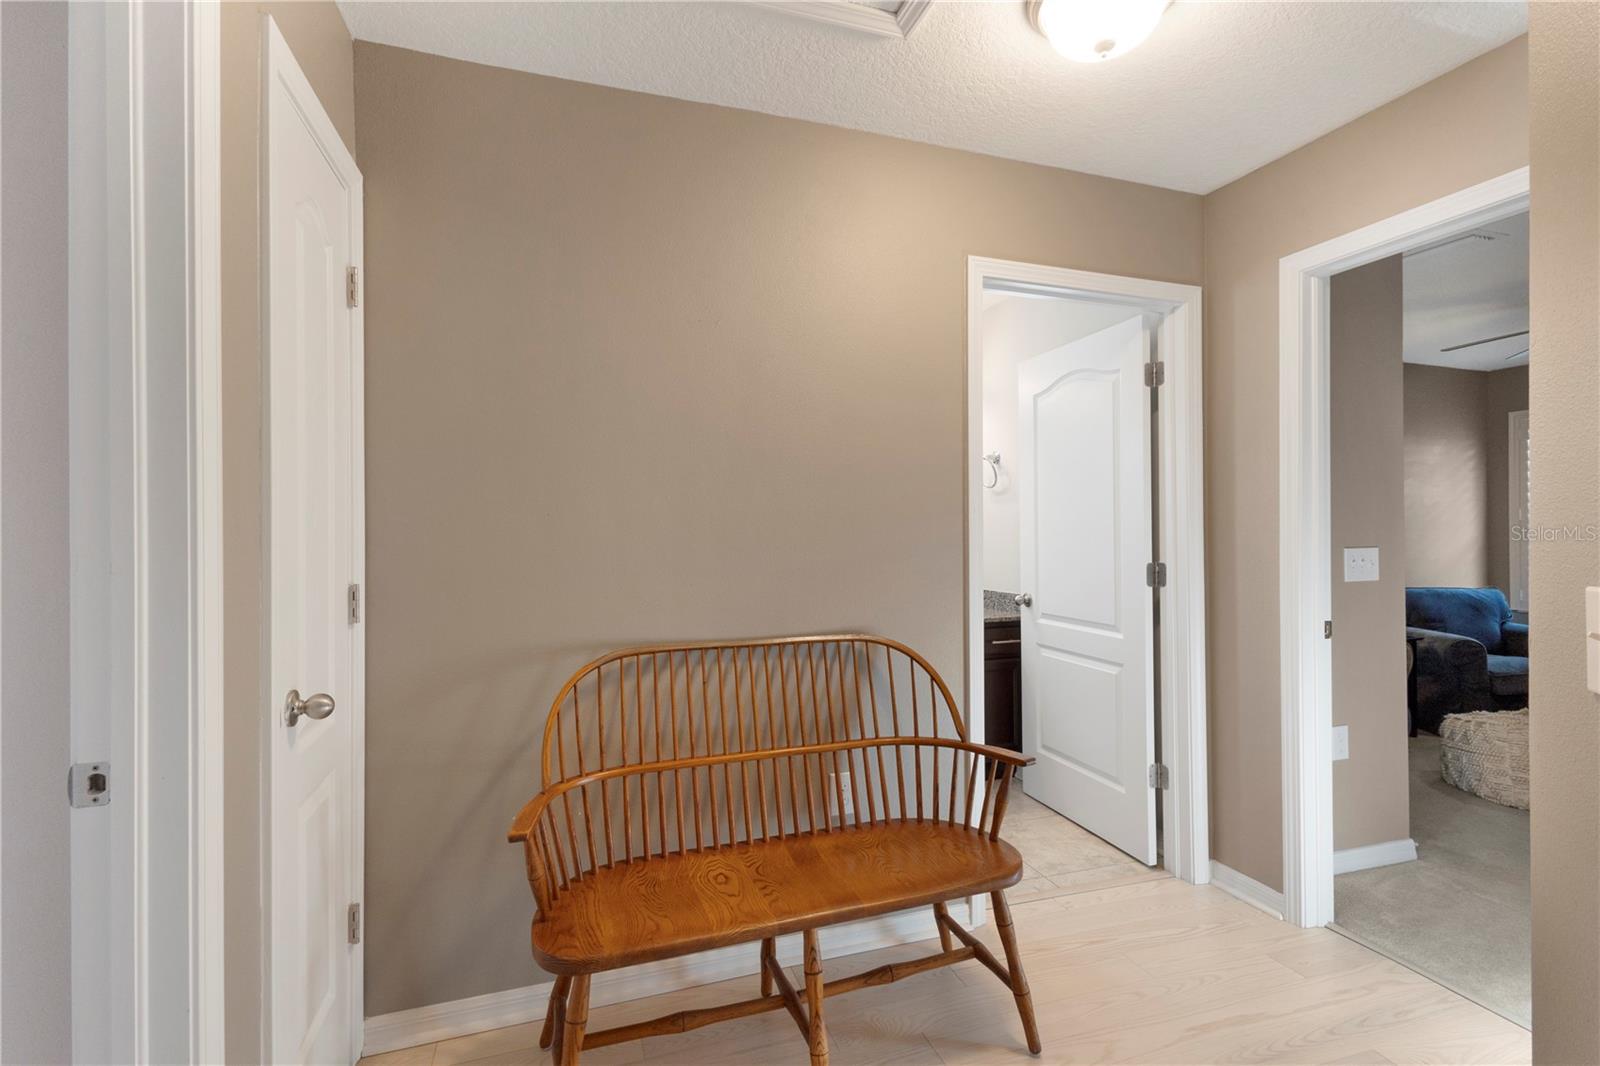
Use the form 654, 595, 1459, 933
508, 634, 1039, 1065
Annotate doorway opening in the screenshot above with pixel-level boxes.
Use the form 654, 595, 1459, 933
1323, 210, 1531, 1027
964, 257, 1208, 894
1277, 168, 1531, 1027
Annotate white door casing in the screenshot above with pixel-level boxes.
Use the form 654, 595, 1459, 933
1016, 315, 1157, 864
264, 16, 365, 1065
66, 2, 226, 1060
964, 258, 1207, 890
1277, 167, 1528, 927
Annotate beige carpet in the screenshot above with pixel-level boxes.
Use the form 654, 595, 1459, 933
1334, 733, 1530, 1027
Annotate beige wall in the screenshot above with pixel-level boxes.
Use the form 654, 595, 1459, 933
220, 4, 353, 1061
352, 41, 1203, 1015
1404, 364, 1491, 587
1329, 258, 1409, 852
1484, 364, 1530, 598
1402, 363, 1529, 594
1528, 4, 1600, 1062
1200, 38, 1528, 890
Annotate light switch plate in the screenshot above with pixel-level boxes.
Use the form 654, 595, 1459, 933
1343, 547, 1380, 583
1587, 587, 1600, 696
1331, 725, 1350, 761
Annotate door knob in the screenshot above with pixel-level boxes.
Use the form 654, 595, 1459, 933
284, 689, 336, 727
1014, 593, 1033, 607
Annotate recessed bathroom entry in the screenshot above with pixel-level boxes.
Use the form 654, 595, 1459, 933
964, 257, 1209, 886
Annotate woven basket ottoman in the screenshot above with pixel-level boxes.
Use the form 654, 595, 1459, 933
1440, 709, 1529, 810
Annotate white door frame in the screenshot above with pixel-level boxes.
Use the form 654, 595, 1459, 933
261, 16, 367, 1062
192, 6, 226, 1056
965, 256, 1209, 885
65, 1, 225, 1060
1277, 166, 1530, 928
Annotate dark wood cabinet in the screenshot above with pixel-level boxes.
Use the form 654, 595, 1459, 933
983, 619, 1022, 753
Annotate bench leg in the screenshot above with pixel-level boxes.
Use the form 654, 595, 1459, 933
549, 988, 566, 1064
540, 975, 570, 1051
803, 929, 829, 1066
991, 891, 1041, 1055
559, 974, 590, 1066
760, 937, 777, 996
933, 901, 954, 952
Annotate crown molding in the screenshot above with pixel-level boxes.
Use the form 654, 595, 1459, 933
754, 1, 932, 39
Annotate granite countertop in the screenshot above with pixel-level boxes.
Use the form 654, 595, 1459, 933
983, 589, 1020, 623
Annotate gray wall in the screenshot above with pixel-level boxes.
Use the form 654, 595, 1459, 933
0, 3, 72, 1061
352, 41, 1204, 1016
1528, 3, 1600, 1060
1329, 258, 1409, 852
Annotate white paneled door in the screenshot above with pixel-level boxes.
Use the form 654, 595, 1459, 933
1016, 315, 1157, 865
264, 17, 365, 1066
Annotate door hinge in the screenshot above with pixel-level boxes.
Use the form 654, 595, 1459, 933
1144, 361, 1165, 388
348, 903, 362, 944
346, 266, 360, 308
348, 583, 362, 624
1324, 619, 1333, 639
1148, 763, 1170, 789
1146, 561, 1167, 588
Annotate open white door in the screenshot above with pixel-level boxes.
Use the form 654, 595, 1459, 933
264, 16, 365, 1065
1016, 315, 1157, 864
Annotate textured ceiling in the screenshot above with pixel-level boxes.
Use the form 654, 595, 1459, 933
1403, 211, 1529, 371
337, 0, 1526, 194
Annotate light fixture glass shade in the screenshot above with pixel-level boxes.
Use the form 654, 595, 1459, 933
1032, 0, 1170, 63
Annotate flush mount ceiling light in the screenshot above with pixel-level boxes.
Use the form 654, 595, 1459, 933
1026, 0, 1171, 63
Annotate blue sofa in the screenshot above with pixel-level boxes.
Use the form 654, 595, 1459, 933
1405, 587, 1528, 735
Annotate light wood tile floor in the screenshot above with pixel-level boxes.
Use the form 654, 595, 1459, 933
363, 796, 1529, 1066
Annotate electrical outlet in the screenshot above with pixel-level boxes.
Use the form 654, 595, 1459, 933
828, 772, 855, 824
1331, 725, 1350, 761
1343, 547, 1380, 583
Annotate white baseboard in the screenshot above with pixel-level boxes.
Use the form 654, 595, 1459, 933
362, 983, 546, 1059
1333, 838, 1417, 875
361, 902, 971, 1056
1209, 861, 1285, 921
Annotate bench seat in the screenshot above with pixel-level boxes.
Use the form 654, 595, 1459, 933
533, 821, 1024, 974
511, 635, 1042, 1063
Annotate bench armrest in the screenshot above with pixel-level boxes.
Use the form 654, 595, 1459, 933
951, 742, 1034, 768
509, 736, 1034, 914
508, 790, 556, 845
512, 735, 1033, 845
510, 737, 1032, 844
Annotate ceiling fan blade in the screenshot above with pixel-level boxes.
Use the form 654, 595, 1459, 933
1441, 329, 1530, 353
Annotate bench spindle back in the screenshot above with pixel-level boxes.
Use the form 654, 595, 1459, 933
515, 635, 1016, 915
